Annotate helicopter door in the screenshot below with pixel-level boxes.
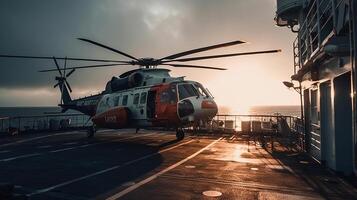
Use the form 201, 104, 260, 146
138, 92, 147, 119
147, 91, 156, 118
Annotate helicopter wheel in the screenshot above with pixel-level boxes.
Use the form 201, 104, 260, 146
87, 125, 96, 138
176, 129, 185, 140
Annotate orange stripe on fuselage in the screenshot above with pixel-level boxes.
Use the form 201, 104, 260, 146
92, 107, 129, 128
201, 100, 217, 109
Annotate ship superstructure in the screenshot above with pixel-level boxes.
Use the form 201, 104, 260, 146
275, 0, 357, 174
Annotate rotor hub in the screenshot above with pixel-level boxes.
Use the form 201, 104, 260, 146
136, 58, 161, 68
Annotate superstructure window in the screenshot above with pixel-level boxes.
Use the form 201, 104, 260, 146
122, 95, 128, 106
178, 84, 199, 100
133, 93, 140, 105
140, 92, 147, 104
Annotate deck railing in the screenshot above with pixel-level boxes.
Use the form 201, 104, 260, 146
209, 114, 306, 151
294, 0, 345, 72
0, 114, 91, 135
0, 113, 306, 151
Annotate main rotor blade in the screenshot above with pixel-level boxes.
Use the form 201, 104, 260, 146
78, 38, 139, 61
39, 63, 129, 72
53, 57, 62, 76
0, 54, 130, 63
163, 50, 282, 63
160, 40, 245, 60
66, 68, 76, 77
162, 64, 226, 71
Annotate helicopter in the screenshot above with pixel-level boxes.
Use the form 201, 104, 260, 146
0, 38, 281, 139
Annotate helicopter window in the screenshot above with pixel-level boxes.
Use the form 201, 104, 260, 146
114, 96, 120, 106
194, 83, 210, 97
133, 93, 140, 105
122, 95, 128, 106
140, 92, 147, 104
178, 84, 199, 100
99, 101, 106, 110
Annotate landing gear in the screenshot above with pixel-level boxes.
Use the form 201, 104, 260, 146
87, 125, 96, 138
176, 129, 185, 140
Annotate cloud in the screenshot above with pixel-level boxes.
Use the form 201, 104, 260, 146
0, 88, 58, 106
0, 0, 297, 106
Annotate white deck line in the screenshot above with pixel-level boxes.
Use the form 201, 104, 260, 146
0, 133, 155, 162
37, 145, 52, 149
62, 142, 78, 145
0, 131, 79, 148
0, 153, 42, 162
29, 138, 194, 196
0, 129, 140, 148
50, 147, 77, 153
106, 137, 222, 200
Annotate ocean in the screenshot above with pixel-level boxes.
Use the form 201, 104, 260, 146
248, 105, 301, 117
0, 105, 301, 118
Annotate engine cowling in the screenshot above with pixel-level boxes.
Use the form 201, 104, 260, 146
92, 107, 129, 128
105, 72, 144, 93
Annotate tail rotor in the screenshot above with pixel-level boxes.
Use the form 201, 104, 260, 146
52, 57, 74, 104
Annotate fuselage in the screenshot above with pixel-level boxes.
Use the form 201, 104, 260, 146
92, 80, 218, 129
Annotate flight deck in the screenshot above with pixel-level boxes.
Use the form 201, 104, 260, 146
0, 129, 356, 200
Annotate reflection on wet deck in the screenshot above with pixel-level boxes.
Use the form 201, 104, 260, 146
0, 129, 356, 200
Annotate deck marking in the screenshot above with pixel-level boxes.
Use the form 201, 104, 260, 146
48, 133, 155, 153
29, 138, 194, 196
37, 145, 52, 149
50, 147, 77, 153
202, 190, 222, 197
0, 131, 79, 148
30, 166, 120, 195
0, 153, 41, 162
63, 142, 78, 145
0, 129, 132, 149
1, 133, 155, 162
106, 137, 222, 200
78, 144, 91, 148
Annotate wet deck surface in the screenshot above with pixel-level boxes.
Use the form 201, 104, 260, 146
0, 130, 356, 200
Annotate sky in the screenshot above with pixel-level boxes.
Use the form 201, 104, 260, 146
0, 0, 299, 112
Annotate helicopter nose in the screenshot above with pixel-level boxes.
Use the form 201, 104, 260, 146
201, 100, 217, 109
201, 100, 218, 117
178, 99, 195, 118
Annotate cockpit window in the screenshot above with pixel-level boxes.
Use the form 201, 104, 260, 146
178, 84, 199, 100
194, 83, 211, 98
